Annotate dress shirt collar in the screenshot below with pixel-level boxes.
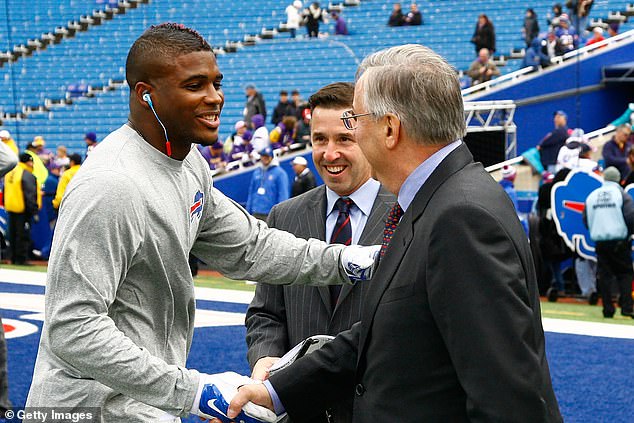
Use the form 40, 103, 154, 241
326, 178, 381, 217
398, 140, 462, 212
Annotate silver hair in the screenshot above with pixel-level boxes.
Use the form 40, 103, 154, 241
356, 44, 466, 145
616, 123, 632, 133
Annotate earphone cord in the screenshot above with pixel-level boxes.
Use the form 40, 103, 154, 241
149, 105, 172, 157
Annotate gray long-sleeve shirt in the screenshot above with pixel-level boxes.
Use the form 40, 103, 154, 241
25, 125, 346, 421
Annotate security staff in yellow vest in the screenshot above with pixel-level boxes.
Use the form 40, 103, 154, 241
4, 153, 41, 264
25, 138, 49, 188
52, 153, 82, 210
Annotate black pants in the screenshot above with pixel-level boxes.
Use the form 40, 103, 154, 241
596, 240, 633, 315
8, 212, 30, 265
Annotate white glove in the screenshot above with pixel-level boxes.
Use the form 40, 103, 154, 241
191, 371, 278, 423
340, 245, 381, 282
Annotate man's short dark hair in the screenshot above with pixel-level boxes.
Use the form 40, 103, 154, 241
280, 90, 288, 96
126, 23, 212, 88
69, 153, 82, 165
308, 82, 354, 111
19, 153, 32, 163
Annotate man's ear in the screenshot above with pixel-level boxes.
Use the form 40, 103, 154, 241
134, 82, 152, 108
384, 113, 401, 150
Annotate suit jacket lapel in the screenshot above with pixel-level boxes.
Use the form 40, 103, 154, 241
301, 187, 334, 312
356, 144, 474, 360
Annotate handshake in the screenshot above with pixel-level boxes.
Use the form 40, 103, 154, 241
191, 372, 278, 423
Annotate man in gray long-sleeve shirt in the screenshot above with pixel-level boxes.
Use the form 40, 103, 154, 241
25, 24, 375, 422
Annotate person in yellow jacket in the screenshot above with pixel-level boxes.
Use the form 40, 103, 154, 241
4, 153, 40, 264
52, 153, 82, 210
0, 130, 18, 155
24, 137, 49, 188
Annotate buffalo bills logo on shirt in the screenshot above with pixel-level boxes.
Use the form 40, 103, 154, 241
190, 190, 204, 222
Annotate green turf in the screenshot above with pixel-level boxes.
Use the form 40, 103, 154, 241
1, 263, 47, 272
193, 274, 256, 292
541, 300, 634, 325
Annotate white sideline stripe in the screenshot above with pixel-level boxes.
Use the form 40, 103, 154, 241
0, 269, 47, 286
543, 318, 634, 339
0, 268, 255, 304
4, 269, 633, 338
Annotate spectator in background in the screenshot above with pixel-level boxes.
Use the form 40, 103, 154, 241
602, 124, 632, 180
244, 84, 266, 127
270, 115, 297, 150
3, 153, 40, 265
622, 148, 634, 187
523, 8, 540, 47
272, 90, 296, 126
567, 0, 593, 35
52, 153, 82, 210
523, 37, 548, 70
499, 165, 519, 211
290, 156, 316, 197
541, 31, 566, 65
231, 129, 256, 165
42, 163, 60, 227
403, 3, 422, 26
285, 0, 303, 39
332, 11, 348, 35
198, 142, 228, 171
387, 2, 404, 27
471, 14, 496, 54
54, 145, 70, 170
537, 168, 572, 297
0, 130, 18, 155
547, 3, 564, 30
224, 120, 248, 155
537, 110, 569, 172
467, 48, 500, 86
608, 22, 619, 37
585, 26, 605, 46
303, 2, 328, 38
555, 16, 578, 52
583, 166, 634, 319
24, 138, 49, 187
250, 114, 269, 153
291, 89, 306, 119
296, 107, 312, 145
85, 132, 98, 156
246, 147, 289, 220
556, 128, 597, 172
32, 136, 54, 168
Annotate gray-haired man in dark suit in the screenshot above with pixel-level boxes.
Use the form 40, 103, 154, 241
245, 82, 395, 423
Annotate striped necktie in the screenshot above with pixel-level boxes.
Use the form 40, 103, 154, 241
330, 197, 354, 305
330, 197, 354, 245
380, 202, 403, 258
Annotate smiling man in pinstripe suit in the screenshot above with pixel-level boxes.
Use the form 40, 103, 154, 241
245, 82, 395, 423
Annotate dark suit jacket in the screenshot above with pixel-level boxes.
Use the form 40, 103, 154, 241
291, 170, 317, 198
269, 144, 562, 422
246, 184, 395, 422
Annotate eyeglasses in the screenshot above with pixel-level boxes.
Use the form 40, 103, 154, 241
340, 110, 372, 130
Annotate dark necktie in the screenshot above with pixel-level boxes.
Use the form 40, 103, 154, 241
330, 197, 355, 305
380, 202, 403, 258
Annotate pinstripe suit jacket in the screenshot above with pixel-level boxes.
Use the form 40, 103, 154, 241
245, 183, 394, 422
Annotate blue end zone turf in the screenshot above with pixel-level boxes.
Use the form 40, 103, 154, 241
2, 278, 634, 421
